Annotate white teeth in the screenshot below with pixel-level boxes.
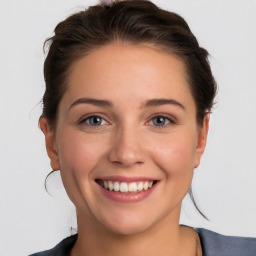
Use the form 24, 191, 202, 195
114, 181, 120, 192
143, 181, 149, 190
104, 181, 108, 189
128, 182, 137, 192
101, 180, 155, 193
120, 182, 128, 192
137, 182, 144, 191
108, 181, 114, 191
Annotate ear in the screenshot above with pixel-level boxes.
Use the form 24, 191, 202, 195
194, 113, 210, 168
39, 117, 60, 171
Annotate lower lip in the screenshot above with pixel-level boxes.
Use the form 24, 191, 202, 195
97, 182, 159, 203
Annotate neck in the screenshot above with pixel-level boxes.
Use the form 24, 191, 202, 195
71, 206, 187, 256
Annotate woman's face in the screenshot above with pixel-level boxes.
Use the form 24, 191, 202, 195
40, 43, 209, 235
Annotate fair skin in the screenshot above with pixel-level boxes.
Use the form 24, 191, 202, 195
40, 43, 208, 256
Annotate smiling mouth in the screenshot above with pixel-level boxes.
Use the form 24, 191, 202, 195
95, 179, 158, 193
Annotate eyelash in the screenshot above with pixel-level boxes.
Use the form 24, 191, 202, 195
79, 114, 176, 128
147, 115, 176, 128
79, 114, 109, 127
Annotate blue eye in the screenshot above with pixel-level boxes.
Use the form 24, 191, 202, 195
149, 116, 174, 127
83, 115, 108, 126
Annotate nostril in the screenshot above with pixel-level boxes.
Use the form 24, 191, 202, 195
110, 159, 144, 168
108, 139, 144, 167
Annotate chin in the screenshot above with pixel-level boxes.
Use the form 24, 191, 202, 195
100, 212, 151, 236
104, 222, 148, 236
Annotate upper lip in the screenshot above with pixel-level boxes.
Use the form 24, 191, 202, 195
95, 175, 158, 182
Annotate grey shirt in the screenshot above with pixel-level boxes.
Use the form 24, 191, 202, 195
29, 228, 256, 256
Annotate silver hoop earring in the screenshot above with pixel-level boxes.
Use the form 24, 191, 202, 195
44, 170, 58, 194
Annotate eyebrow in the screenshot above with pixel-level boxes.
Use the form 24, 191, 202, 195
143, 98, 186, 110
69, 97, 185, 111
69, 98, 113, 110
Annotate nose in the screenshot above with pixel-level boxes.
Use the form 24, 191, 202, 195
108, 126, 144, 167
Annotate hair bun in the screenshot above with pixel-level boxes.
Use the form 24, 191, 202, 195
100, 0, 113, 7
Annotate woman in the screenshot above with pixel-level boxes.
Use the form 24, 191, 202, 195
30, 0, 256, 255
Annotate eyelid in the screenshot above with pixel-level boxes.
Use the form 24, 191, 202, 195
78, 113, 110, 126
146, 113, 177, 127
77, 113, 177, 128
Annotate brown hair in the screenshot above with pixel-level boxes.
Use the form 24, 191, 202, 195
42, 0, 217, 128
42, 0, 217, 219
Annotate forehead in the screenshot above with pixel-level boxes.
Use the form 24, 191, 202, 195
63, 42, 195, 111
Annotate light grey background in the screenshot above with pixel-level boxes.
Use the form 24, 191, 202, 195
0, 0, 256, 255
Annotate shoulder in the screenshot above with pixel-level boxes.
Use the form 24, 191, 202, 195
195, 228, 256, 256
29, 234, 78, 256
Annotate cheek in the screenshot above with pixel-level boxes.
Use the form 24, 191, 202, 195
55, 128, 108, 208
57, 128, 105, 176
150, 131, 197, 177
146, 130, 198, 211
